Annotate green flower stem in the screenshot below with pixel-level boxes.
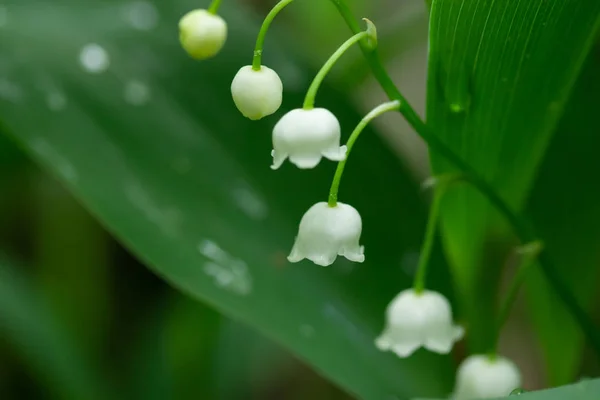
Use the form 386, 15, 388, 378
328, 101, 400, 207
207, 0, 223, 14
490, 241, 543, 353
413, 183, 446, 293
329, 0, 600, 358
252, 0, 295, 71
303, 31, 368, 109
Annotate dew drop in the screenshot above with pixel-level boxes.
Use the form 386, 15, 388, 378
124, 182, 181, 238
510, 388, 528, 395
122, 1, 159, 31
441, 63, 471, 114
0, 78, 24, 103
198, 239, 228, 262
46, 91, 67, 111
449, 102, 466, 113
124, 80, 150, 105
299, 324, 315, 338
79, 44, 110, 74
231, 185, 268, 221
199, 239, 253, 296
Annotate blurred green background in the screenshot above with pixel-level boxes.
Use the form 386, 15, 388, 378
0, 0, 599, 399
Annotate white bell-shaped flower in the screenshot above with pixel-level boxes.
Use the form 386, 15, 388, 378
179, 9, 227, 60
231, 65, 283, 120
271, 108, 347, 169
288, 202, 364, 266
375, 289, 464, 357
453, 354, 522, 399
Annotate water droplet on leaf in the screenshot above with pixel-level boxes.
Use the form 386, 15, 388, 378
122, 1, 159, 31
123, 80, 150, 105
449, 102, 466, 113
440, 60, 471, 114
47, 91, 67, 111
79, 44, 110, 74
510, 388, 528, 395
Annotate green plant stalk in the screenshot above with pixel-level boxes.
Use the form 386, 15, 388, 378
413, 184, 445, 293
252, 0, 295, 70
328, 100, 400, 206
207, 0, 223, 14
328, 0, 600, 357
490, 241, 543, 353
303, 31, 368, 109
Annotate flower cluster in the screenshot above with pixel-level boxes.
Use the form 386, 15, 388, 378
179, 2, 523, 399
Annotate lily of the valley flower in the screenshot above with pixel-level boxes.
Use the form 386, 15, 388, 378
375, 289, 464, 357
179, 9, 227, 60
453, 354, 522, 399
231, 65, 283, 120
288, 202, 364, 266
272, 108, 347, 169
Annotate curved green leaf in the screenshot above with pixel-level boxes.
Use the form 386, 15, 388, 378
427, 0, 600, 351
524, 50, 600, 385
0, 1, 453, 398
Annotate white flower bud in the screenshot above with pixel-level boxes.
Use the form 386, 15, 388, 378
288, 202, 364, 266
179, 9, 227, 60
271, 108, 347, 169
453, 354, 522, 399
375, 289, 464, 357
231, 65, 283, 120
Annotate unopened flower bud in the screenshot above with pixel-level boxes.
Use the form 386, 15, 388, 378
375, 289, 463, 357
453, 354, 522, 399
231, 65, 283, 120
179, 9, 227, 60
272, 108, 346, 169
288, 202, 364, 266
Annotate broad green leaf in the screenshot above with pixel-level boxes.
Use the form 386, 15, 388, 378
0, 1, 453, 398
0, 256, 114, 400
427, 0, 600, 351
417, 377, 600, 400
524, 50, 600, 385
